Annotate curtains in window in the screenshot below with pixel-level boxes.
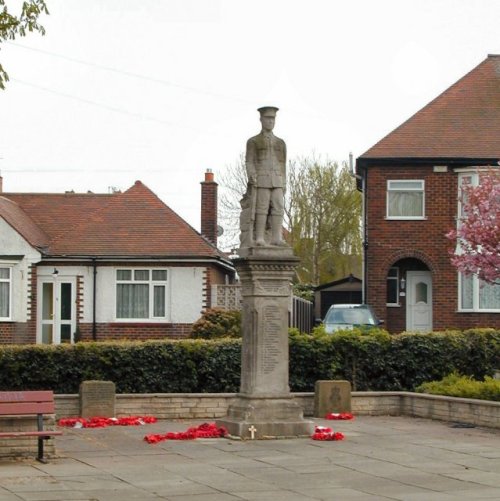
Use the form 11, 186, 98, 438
0, 268, 10, 318
116, 284, 149, 318
0, 283, 9, 318
461, 273, 500, 310
388, 192, 423, 217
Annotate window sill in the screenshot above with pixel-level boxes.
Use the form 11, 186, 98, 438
113, 320, 171, 325
386, 304, 401, 308
457, 310, 500, 314
385, 217, 427, 221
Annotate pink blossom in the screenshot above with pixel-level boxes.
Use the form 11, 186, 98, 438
447, 170, 500, 284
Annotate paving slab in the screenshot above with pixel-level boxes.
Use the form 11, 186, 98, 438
0, 416, 498, 501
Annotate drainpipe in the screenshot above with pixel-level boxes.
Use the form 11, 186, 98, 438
92, 258, 97, 341
361, 170, 367, 304
350, 153, 367, 304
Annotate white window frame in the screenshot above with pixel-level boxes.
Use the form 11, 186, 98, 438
115, 268, 169, 321
0, 265, 12, 321
458, 273, 500, 313
455, 171, 500, 312
386, 180, 425, 219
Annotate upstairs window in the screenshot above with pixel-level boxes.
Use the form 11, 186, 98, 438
387, 180, 425, 219
0, 267, 11, 320
116, 269, 168, 320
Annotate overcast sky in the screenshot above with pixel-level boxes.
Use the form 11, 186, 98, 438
1, 0, 499, 234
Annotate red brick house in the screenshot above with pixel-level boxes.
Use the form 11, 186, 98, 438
0, 171, 235, 344
356, 54, 500, 333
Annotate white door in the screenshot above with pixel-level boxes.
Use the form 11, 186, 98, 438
406, 271, 432, 332
38, 278, 76, 344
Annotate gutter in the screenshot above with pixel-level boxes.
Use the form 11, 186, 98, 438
41, 255, 235, 271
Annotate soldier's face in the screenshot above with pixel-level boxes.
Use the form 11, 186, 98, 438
260, 115, 275, 132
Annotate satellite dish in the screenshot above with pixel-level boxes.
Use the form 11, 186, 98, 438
217, 225, 224, 237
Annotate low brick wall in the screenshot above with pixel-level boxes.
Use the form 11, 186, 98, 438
2, 391, 497, 460
54, 391, 498, 428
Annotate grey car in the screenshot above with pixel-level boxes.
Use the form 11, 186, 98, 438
323, 304, 383, 333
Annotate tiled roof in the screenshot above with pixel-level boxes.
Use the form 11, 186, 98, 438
0, 196, 50, 250
2, 181, 228, 261
360, 55, 500, 161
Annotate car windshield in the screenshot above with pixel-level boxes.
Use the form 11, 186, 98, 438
325, 307, 375, 325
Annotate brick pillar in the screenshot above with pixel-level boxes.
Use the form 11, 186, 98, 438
200, 169, 218, 246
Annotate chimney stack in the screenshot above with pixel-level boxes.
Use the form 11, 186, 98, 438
200, 169, 218, 246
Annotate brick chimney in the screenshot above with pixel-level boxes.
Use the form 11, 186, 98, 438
200, 169, 218, 246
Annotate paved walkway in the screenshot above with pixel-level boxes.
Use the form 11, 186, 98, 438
0, 416, 499, 500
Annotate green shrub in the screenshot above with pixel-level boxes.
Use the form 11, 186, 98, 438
0, 328, 497, 394
191, 308, 241, 339
416, 372, 500, 401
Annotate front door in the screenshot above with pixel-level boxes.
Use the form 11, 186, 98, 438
406, 271, 432, 332
39, 278, 76, 344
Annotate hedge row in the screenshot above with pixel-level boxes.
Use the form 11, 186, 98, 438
0, 329, 498, 394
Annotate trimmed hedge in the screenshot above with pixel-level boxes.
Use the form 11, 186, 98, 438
0, 328, 498, 394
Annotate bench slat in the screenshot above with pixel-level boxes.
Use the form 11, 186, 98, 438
0, 391, 55, 403
0, 402, 55, 415
0, 431, 62, 437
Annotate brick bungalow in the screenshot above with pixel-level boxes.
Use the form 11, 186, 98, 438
0, 171, 235, 344
356, 54, 500, 333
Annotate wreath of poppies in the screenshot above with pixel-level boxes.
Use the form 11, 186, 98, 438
311, 425, 345, 441
58, 416, 157, 428
144, 422, 228, 443
325, 412, 354, 420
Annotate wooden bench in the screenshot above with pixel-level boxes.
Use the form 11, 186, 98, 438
0, 390, 62, 462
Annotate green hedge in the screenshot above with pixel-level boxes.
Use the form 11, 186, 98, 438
0, 329, 498, 393
416, 373, 500, 401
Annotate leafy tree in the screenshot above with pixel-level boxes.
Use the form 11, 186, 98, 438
217, 154, 362, 285
286, 157, 362, 285
217, 153, 247, 252
446, 169, 500, 284
0, 0, 49, 90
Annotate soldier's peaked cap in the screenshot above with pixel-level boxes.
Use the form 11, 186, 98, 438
258, 106, 279, 116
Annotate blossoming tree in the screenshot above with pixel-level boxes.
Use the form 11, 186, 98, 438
446, 169, 500, 284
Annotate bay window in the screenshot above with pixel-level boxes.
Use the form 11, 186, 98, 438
456, 171, 500, 312
459, 274, 500, 311
116, 269, 168, 320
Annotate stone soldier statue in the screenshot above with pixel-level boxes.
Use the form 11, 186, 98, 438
243, 106, 287, 247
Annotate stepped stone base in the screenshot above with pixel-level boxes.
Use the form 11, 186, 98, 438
217, 395, 314, 439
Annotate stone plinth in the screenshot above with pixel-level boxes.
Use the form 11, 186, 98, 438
80, 380, 116, 418
217, 249, 314, 438
314, 380, 352, 417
